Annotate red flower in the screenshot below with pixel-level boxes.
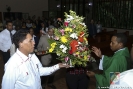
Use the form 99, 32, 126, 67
78, 32, 84, 42
70, 40, 78, 53
69, 50, 73, 54
64, 22, 69, 26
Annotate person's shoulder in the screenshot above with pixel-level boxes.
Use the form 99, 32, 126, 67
0, 29, 7, 33
0, 29, 8, 36
41, 34, 48, 38
117, 48, 129, 56
29, 53, 39, 63
5, 53, 23, 68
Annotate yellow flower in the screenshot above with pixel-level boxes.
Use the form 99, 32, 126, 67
76, 52, 79, 55
84, 37, 88, 44
51, 42, 57, 48
84, 56, 87, 61
65, 27, 72, 32
61, 36, 68, 43
49, 48, 54, 52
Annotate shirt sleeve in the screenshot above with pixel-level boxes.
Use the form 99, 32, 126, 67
39, 64, 60, 76
2, 64, 19, 89
99, 55, 104, 70
0, 31, 11, 52
32, 54, 60, 76
0, 33, 4, 51
10, 43, 16, 56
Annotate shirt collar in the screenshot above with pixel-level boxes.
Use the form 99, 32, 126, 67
48, 35, 53, 38
5, 29, 10, 33
115, 47, 126, 53
16, 49, 30, 61
33, 35, 36, 37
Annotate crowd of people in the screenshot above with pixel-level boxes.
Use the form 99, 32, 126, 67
0, 16, 133, 89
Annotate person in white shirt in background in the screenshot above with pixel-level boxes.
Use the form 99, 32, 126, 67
96, 21, 102, 33
10, 26, 21, 56
0, 21, 13, 64
26, 19, 32, 28
29, 27, 39, 49
11, 25, 16, 35
2, 29, 69, 89
40, 22, 48, 36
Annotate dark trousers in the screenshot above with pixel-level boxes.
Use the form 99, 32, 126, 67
41, 74, 55, 85
66, 73, 89, 89
2, 52, 10, 64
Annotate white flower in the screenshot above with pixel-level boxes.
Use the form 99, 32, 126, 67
80, 22, 86, 27
57, 53, 60, 56
65, 15, 74, 22
62, 47, 68, 53
60, 45, 68, 53
78, 42, 82, 45
70, 33, 78, 39
60, 44, 65, 49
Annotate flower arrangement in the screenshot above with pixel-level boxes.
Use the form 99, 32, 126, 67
48, 10, 91, 67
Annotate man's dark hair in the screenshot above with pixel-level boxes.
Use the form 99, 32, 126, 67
6, 21, 12, 25
113, 33, 127, 47
13, 29, 30, 48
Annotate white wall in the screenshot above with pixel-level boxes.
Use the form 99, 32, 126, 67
0, 0, 48, 18
104, 28, 133, 35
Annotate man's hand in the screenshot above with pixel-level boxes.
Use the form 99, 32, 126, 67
86, 71, 95, 77
92, 46, 102, 58
58, 63, 70, 68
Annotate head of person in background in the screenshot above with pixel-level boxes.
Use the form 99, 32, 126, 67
27, 19, 31, 24
22, 22, 26, 29
15, 26, 21, 31
48, 26, 54, 37
40, 22, 45, 28
6, 21, 13, 31
29, 27, 39, 49
97, 21, 101, 25
32, 22, 36, 29
90, 19, 94, 24
110, 33, 127, 52
29, 27, 34, 36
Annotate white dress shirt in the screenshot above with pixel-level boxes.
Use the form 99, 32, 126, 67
10, 43, 16, 56
11, 29, 16, 35
109, 69, 133, 89
2, 49, 60, 89
0, 29, 12, 52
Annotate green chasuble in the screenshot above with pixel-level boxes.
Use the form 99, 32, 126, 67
95, 47, 130, 89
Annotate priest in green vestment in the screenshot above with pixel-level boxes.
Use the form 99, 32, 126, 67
87, 33, 131, 89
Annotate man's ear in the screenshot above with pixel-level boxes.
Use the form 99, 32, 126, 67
119, 42, 123, 47
19, 42, 23, 48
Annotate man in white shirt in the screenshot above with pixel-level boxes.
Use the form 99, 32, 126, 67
2, 29, 69, 89
0, 21, 13, 64
40, 22, 48, 36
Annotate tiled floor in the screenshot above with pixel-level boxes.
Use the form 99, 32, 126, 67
0, 51, 96, 89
